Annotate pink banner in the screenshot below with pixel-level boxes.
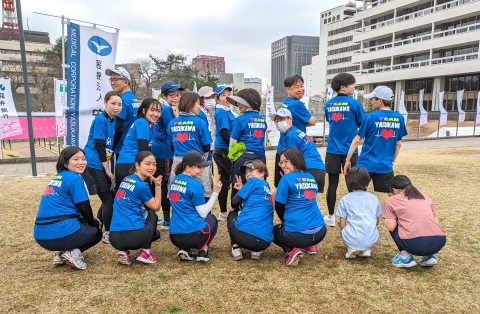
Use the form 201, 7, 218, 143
2, 117, 64, 140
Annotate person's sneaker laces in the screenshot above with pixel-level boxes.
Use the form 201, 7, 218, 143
197, 250, 209, 262
324, 215, 336, 227
392, 253, 417, 268
231, 247, 243, 261
117, 250, 132, 265
102, 232, 110, 244
160, 221, 170, 231
177, 249, 193, 261
218, 212, 228, 222
419, 254, 437, 266
345, 247, 359, 259
305, 245, 317, 255
156, 217, 163, 225
285, 248, 303, 267
53, 251, 65, 266
61, 250, 87, 270
136, 249, 157, 264
250, 250, 264, 260
358, 249, 371, 257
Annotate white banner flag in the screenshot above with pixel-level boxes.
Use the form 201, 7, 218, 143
152, 89, 161, 100
438, 91, 448, 126
300, 96, 310, 110
66, 22, 119, 147
418, 89, 428, 126
265, 86, 276, 131
0, 78, 22, 139
457, 90, 465, 123
398, 90, 408, 126
476, 91, 480, 125
54, 79, 66, 137
325, 87, 334, 129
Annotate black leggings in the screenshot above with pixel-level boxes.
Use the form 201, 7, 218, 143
273, 224, 327, 253
227, 211, 271, 252
170, 214, 218, 250
213, 147, 232, 213
36, 222, 102, 253
115, 163, 133, 193
97, 191, 114, 231
326, 173, 340, 215
110, 210, 159, 251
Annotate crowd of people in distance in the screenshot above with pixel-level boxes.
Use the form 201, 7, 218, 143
33, 70, 446, 270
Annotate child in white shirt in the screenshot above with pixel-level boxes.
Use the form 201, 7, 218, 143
337, 167, 382, 258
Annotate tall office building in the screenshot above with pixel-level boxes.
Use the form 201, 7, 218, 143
351, 0, 480, 112
271, 36, 319, 100
192, 55, 225, 73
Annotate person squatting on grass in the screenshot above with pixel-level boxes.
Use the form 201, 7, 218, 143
82, 91, 122, 245
109, 152, 163, 265
34, 147, 103, 270
337, 167, 382, 259
169, 151, 222, 263
227, 160, 274, 261
382, 175, 447, 268
273, 147, 327, 267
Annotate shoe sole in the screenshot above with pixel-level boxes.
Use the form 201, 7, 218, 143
178, 251, 193, 261
326, 223, 336, 227
136, 257, 157, 264
197, 257, 209, 262
232, 254, 244, 261
346, 250, 359, 259
160, 227, 169, 230
218, 218, 227, 222
251, 253, 264, 260
420, 260, 437, 267
286, 252, 304, 267
305, 250, 317, 255
53, 259, 64, 266
392, 261, 417, 268
156, 220, 163, 225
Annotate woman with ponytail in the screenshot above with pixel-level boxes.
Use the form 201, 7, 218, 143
382, 175, 446, 268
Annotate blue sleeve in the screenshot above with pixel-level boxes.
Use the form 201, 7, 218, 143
166, 121, 173, 146
295, 103, 312, 124
275, 176, 289, 204
70, 176, 90, 204
324, 103, 330, 123
355, 102, 366, 125
93, 118, 108, 140
236, 178, 255, 200
357, 114, 370, 138
200, 120, 212, 145
336, 197, 347, 218
398, 117, 408, 140
230, 118, 241, 140
216, 110, 230, 131
191, 182, 205, 206
162, 107, 173, 130
117, 104, 127, 120
138, 182, 153, 203
136, 119, 150, 141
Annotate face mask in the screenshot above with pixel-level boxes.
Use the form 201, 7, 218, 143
276, 120, 290, 133
204, 99, 216, 110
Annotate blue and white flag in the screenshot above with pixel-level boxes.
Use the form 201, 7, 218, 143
66, 22, 119, 147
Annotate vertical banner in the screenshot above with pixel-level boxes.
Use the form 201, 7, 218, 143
457, 90, 465, 123
300, 96, 310, 110
398, 90, 408, 126
438, 91, 448, 126
265, 86, 276, 131
325, 87, 334, 130
66, 22, 119, 148
193, 82, 198, 93
152, 89, 161, 100
476, 91, 480, 125
418, 89, 428, 126
54, 79, 66, 137
353, 89, 358, 100
0, 78, 23, 139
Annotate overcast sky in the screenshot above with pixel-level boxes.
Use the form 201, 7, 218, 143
24, 0, 351, 89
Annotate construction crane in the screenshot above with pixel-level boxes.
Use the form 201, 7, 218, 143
2, 0, 18, 33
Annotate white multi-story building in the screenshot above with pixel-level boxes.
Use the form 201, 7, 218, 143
244, 77, 262, 95
351, 0, 480, 113
302, 55, 321, 96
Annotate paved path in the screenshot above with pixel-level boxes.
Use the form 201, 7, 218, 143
1, 137, 479, 177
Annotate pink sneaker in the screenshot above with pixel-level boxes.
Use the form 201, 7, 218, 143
285, 248, 303, 267
305, 245, 317, 255
117, 250, 132, 265
136, 249, 157, 264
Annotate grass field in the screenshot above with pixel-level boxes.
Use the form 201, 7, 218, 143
1, 146, 479, 313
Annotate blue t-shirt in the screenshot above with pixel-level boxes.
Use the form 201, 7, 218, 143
275, 172, 325, 234
169, 174, 207, 234
34, 170, 89, 240
325, 95, 366, 155
167, 115, 212, 156
151, 105, 174, 159
114, 90, 139, 154
230, 111, 266, 155
281, 97, 312, 133
235, 178, 275, 243
214, 108, 235, 149
110, 174, 153, 232
277, 126, 325, 171
356, 110, 408, 173
84, 112, 115, 170
117, 118, 152, 164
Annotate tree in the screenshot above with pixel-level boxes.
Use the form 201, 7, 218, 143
0, 58, 23, 92
133, 57, 156, 92
150, 51, 199, 90
190, 69, 219, 90
35, 36, 65, 80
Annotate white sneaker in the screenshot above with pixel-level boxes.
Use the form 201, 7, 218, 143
251, 251, 264, 260
231, 247, 243, 261
160, 221, 170, 230
53, 251, 64, 266
345, 247, 359, 259
102, 232, 110, 244
324, 215, 336, 227
218, 212, 228, 221
62, 250, 87, 270
358, 249, 371, 257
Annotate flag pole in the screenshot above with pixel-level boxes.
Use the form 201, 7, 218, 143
61, 15, 67, 149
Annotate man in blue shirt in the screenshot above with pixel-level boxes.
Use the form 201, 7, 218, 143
324, 73, 366, 227
344, 86, 408, 195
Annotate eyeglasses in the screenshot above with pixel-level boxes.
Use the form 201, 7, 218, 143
278, 159, 289, 167
167, 94, 181, 98
109, 78, 126, 83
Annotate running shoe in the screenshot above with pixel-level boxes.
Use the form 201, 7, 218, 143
392, 253, 417, 268
358, 249, 371, 257
250, 250, 264, 260
231, 247, 243, 261
324, 215, 336, 227
177, 249, 193, 261
53, 251, 65, 266
218, 212, 228, 221
136, 249, 157, 264
305, 245, 317, 255
61, 250, 87, 270
419, 255, 437, 267
102, 232, 110, 244
197, 250, 210, 262
160, 221, 170, 231
345, 247, 359, 259
157, 217, 163, 225
117, 250, 132, 265
285, 248, 303, 267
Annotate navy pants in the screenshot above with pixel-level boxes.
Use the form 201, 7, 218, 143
36, 222, 102, 253
227, 211, 271, 252
273, 224, 327, 253
170, 214, 218, 251
390, 227, 447, 256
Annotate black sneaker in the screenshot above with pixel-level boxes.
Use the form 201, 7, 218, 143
196, 250, 209, 262
177, 249, 193, 261
151, 230, 161, 242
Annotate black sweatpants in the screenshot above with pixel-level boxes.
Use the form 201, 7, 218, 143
170, 214, 218, 250
273, 224, 327, 253
151, 158, 172, 219
36, 222, 102, 253
213, 147, 232, 213
110, 210, 160, 251
227, 211, 271, 252
82, 167, 114, 231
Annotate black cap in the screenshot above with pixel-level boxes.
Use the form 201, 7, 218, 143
391, 175, 411, 189
239, 161, 256, 174
182, 150, 212, 167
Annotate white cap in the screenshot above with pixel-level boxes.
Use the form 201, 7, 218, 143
105, 67, 131, 82
198, 86, 215, 98
363, 86, 394, 101
270, 108, 292, 120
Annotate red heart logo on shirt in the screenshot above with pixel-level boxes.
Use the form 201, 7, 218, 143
170, 192, 180, 203
43, 186, 53, 197
332, 113, 342, 122
254, 129, 263, 139
176, 132, 188, 143
116, 189, 125, 200
304, 189, 315, 201
268, 195, 273, 206
306, 136, 313, 142
381, 129, 394, 140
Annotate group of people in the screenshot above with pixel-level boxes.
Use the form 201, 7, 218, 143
33, 69, 447, 270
